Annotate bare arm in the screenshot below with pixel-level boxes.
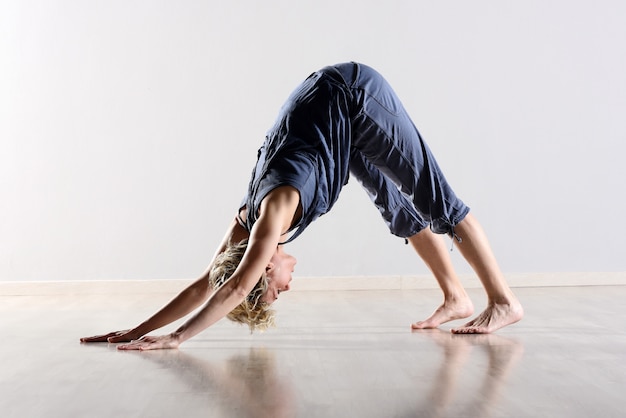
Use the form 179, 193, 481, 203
80, 215, 250, 343
117, 186, 300, 350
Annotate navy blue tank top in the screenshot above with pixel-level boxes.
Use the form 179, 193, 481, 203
240, 64, 355, 242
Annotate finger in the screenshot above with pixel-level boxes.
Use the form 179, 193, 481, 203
137, 340, 161, 351
80, 336, 102, 343
117, 336, 155, 350
138, 343, 158, 351
117, 342, 143, 351
139, 342, 172, 351
80, 332, 117, 343
108, 333, 133, 343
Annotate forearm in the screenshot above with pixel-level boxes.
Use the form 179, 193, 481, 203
171, 209, 287, 344
135, 217, 250, 336
172, 279, 249, 343
134, 278, 212, 336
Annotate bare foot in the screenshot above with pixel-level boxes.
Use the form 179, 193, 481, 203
411, 298, 474, 330
451, 300, 523, 334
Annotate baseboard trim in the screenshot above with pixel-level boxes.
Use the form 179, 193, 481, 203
1, 272, 625, 296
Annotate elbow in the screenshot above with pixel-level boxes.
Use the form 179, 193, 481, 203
233, 284, 251, 301
230, 276, 255, 301
227, 273, 255, 301
195, 284, 213, 301
187, 277, 212, 301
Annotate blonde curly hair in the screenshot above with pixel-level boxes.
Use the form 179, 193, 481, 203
208, 240, 275, 332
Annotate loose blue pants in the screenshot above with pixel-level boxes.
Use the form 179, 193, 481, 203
330, 62, 470, 237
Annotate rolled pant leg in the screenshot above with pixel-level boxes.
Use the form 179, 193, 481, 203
349, 147, 428, 238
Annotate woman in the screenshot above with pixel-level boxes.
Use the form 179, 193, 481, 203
81, 62, 523, 350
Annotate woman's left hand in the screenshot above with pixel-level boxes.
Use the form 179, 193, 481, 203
117, 333, 181, 351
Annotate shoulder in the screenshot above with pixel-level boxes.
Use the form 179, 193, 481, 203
259, 186, 302, 233
261, 186, 301, 213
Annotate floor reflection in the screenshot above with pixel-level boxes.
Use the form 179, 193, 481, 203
99, 331, 523, 418
138, 348, 297, 418
413, 330, 524, 418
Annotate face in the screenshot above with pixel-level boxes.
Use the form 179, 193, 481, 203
262, 246, 297, 304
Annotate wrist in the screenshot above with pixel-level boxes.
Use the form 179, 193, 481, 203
171, 329, 186, 345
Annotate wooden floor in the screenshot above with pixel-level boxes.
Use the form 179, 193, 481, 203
1, 283, 625, 417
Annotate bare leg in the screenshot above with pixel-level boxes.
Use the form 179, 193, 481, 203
451, 213, 523, 334
407, 228, 474, 329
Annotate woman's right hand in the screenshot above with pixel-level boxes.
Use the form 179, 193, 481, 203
80, 329, 142, 344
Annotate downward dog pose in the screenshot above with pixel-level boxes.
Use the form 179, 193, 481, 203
81, 62, 523, 350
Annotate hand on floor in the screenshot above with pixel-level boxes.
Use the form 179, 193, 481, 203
117, 333, 180, 351
80, 329, 140, 343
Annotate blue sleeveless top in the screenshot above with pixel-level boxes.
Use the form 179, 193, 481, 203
240, 65, 354, 243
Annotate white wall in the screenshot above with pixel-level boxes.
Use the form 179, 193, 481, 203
1, 0, 625, 281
